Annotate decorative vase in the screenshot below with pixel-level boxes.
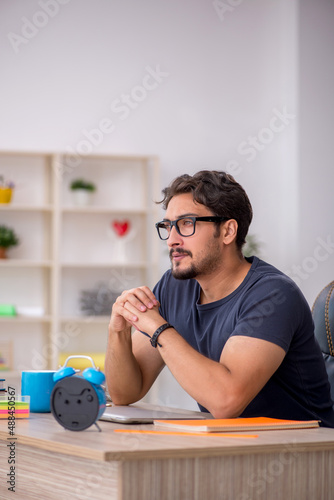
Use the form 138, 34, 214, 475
0, 247, 7, 259
108, 218, 136, 263
71, 189, 93, 207
0, 188, 13, 204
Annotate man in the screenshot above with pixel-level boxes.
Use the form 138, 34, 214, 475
105, 170, 334, 427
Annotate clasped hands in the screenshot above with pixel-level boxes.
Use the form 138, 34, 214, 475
110, 286, 165, 336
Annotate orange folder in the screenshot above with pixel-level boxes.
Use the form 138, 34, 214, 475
153, 416, 320, 433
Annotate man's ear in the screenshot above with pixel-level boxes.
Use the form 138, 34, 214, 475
222, 219, 238, 245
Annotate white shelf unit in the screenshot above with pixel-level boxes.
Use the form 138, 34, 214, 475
0, 151, 159, 375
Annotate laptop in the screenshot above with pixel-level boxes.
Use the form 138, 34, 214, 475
100, 404, 211, 424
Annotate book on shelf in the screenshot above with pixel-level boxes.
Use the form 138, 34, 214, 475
154, 416, 320, 432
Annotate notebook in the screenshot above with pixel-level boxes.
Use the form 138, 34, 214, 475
100, 405, 211, 424
0, 400, 30, 419
154, 416, 320, 432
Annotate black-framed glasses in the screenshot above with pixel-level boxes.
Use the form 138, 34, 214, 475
155, 216, 230, 240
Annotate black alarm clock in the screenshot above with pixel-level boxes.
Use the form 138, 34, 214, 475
50, 355, 106, 431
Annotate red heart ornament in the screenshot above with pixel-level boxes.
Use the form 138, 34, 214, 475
112, 220, 130, 237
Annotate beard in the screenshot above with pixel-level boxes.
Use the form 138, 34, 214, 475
171, 261, 198, 280
170, 238, 221, 280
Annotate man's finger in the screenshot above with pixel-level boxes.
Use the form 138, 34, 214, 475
120, 287, 158, 311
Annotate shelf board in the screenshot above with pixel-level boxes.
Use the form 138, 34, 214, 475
0, 370, 21, 378
0, 316, 52, 323
61, 206, 149, 214
60, 153, 157, 162
60, 316, 109, 324
0, 260, 52, 268
0, 204, 53, 212
60, 261, 148, 268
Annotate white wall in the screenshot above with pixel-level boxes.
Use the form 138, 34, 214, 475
1, 0, 333, 409
298, 0, 334, 304
0, 0, 302, 262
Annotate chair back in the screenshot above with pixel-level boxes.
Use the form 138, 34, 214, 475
312, 281, 334, 402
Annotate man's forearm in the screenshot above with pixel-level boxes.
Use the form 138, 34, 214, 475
154, 327, 236, 416
105, 329, 143, 405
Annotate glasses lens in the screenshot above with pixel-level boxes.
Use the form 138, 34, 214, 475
176, 218, 195, 237
157, 222, 170, 240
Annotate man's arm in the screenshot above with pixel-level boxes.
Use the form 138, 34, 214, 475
105, 287, 165, 405
153, 329, 285, 417
118, 287, 286, 417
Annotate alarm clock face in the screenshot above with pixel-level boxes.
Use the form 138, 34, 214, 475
51, 375, 100, 431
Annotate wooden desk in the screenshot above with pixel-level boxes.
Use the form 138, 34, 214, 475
1, 410, 334, 500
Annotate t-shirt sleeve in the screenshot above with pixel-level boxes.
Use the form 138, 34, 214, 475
230, 276, 304, 352
153, 270, 170, 320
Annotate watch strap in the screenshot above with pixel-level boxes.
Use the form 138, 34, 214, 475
150, 323, 173, 348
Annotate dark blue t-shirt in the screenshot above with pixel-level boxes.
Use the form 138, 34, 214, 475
153, 256, 334, 427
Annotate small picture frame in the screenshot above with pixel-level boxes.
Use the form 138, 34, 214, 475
0, 341, 13, 371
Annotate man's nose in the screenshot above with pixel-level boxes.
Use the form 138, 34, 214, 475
167, 224, 183, 247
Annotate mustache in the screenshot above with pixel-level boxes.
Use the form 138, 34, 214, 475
169, 248, 192, 259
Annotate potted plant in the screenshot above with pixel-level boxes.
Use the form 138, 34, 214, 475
0, 225, 20, 259
70, 179, 96, 206
0, 175, 15, 204
243, 234, 262, 258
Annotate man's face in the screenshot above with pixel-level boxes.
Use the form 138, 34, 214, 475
165, 193, 223, 280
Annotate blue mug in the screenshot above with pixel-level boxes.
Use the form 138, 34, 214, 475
21, 370, 56, 413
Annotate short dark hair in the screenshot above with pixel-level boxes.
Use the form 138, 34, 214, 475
157, 170, 253, 249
